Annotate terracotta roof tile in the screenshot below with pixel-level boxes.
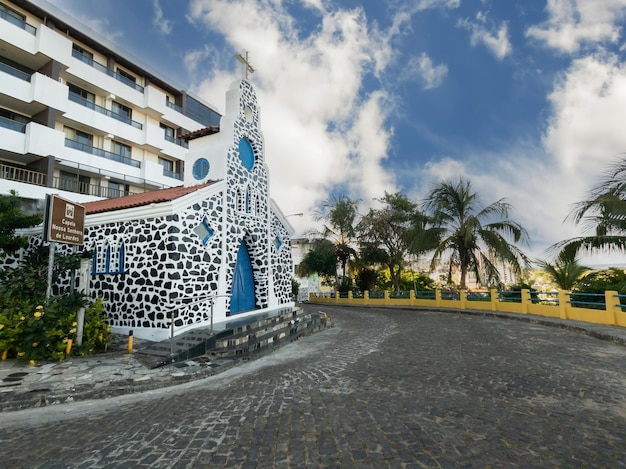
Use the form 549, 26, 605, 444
84, 182, 217, 215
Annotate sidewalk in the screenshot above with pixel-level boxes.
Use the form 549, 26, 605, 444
0, 334, 249, 413
2, 306, 626, 413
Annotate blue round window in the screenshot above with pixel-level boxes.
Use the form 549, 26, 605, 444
192, 158, 210, 180
238, 138, 255, 170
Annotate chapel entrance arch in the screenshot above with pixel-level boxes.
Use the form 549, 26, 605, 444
230, 240, 256, 314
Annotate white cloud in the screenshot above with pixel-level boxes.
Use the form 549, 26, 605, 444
458, 12, 512, 60
184, 0, 401, 231
526, 0, 626, 54
152, 0, 173, 35
544, 53, 626, 174
401, 53, 448, 89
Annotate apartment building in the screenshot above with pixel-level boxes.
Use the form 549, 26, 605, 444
0, 0, 221, 210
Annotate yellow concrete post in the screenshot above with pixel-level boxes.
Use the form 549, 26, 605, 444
364, 290, 370, 305
384, 290, 390, 305
348, 290, 353, 304
435, 288, 442, 307
558, 290, 569, 319
490, 288, 498, 311
521, 289, 530, 314
459, 289, 467, 310
410, 289, 415, 306
605, 291, 620, 326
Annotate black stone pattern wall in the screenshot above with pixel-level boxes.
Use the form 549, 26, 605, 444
221, 80, 292, 313
1, 81, 293, 334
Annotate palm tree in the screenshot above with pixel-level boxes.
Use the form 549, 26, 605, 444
556, 157, 626, 255
310, 195, 359, 282
423, 178, 530, 289
536, 249, 591, 290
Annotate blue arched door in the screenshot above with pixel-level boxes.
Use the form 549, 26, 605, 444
230, 241, 256, 314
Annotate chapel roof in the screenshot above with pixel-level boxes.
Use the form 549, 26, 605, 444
179, 126, 220, 141
84, 182, 217, 214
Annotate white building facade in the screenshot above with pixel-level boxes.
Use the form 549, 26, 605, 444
1, 0, 219, 209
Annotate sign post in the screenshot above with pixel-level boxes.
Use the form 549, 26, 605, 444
43, 195, 86, 302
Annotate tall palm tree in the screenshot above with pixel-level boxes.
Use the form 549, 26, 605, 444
556, 157, 626, 255
310, 195, 359, 281
536, 249, 591, 290
423, 178, 530, 289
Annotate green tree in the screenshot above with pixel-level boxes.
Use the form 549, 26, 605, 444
358, 192, 429, 293
311, 195, 359, 282
535, 250, 591, 290
556, 157, 626, 255
0, 190, 42, 255
297, 239, 338, 286
422, 178, 530, 289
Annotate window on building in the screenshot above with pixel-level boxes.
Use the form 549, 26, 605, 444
112, 101, 131, 120
0, 107, 29, 124
64, 127, 93, 146
0, 2, 26, 24
112, 141, 131, 158
158, 157, 174, 172
116, 68, 136, 83
107, 181, 129, 198
59, 171, 90, 195
193, 218, 214, 245
72, 43, 93, 61
160, 123, 175, 140
92, 242, 125, 274
68, 83, 95, 104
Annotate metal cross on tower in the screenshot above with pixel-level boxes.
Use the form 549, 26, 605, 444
236, 51, 255, 80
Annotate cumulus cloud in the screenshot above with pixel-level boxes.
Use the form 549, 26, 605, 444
401, 53, 448, 89
458, 11, 512, 60
183, 0, 455, 230
152, 0, 173, 35
526, 0, 626, 54
544, 53, 626, 175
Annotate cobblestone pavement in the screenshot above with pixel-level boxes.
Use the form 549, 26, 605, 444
1, 305, 626, 468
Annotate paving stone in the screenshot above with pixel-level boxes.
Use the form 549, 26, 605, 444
2, 305, 626, 467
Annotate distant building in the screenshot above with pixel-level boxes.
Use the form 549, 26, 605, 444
1, 0, 296, 341
1, 0, 219, 206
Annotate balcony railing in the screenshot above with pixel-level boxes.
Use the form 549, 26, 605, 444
162, 168, 182, 180
0, 9, 36, 35
71, 49, 145, 93
0, 163, 46, 186
65, 138, 141, 168
0, 60, 31, 81
0, 161, 170, 199
166, 99, 183, 113
0, 116, 27, 133
164, 134, 189, 149
55, 177, 136, 198
68, 92, 143, 129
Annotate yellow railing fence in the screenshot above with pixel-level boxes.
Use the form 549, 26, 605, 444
309, 289, 626, 328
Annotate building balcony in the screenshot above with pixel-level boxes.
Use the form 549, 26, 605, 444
0, 8, 36, 35
64, 138, 141, 168
0, 115, 27, 133
71, 49, 144, 93
68, 92, 143, 130
164, 134, 188, 149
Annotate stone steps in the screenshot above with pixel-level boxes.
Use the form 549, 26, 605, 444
136, 307, 329, 368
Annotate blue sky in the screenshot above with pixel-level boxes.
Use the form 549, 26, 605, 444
44, 0, 626, 265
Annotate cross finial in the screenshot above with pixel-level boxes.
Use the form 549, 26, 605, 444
236, 51, 255, 80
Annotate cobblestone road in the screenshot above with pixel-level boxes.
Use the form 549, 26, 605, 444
1, 306, 626, 468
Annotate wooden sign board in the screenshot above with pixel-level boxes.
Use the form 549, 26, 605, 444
45, 194, 85, 245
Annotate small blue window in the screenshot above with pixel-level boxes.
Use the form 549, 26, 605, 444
193, 218, 214, 245
192, 158, 210, 180
238, 138, 255, 170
